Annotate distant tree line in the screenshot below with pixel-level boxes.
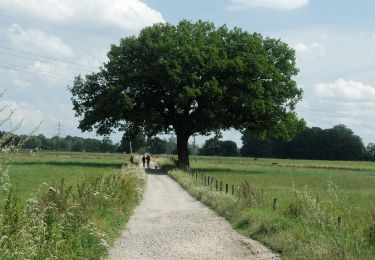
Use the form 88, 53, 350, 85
199, 138, 239, 157
240, 124, 374, 161
0, 131, 180, 155
0, 132, 120, 153
117, 134, 179, 155
2, 124, 374, 161
197, 124, 375, 161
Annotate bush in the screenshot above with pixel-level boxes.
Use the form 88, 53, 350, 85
167, 165, 375, 259
0, 165, 143, 259
366, 208, 375, 246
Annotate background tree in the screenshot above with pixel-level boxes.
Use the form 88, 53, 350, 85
240, 130, 275, 157
241, 124, 367, 161
200, 138, 222, 156
166, 136, 177, 155
200, 138, 238, 156
366, 143, 375, 161
117, 132, 146, 153
219, 140, 239, 156
70, 20, 304, 166
146, 137, 167, 154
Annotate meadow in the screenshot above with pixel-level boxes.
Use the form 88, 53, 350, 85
167, 156, 375, 259
1, 151, 142, 259
4, 152, 375, 258
190, 156, 375, 227
7, 151, 129, 200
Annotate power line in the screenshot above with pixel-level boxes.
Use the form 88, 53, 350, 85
0, 60, 73, 80
297, 107, 374, 123
55, 121, 64, 138
302, 115, 375, 130
0, 63, 73, 83
0, 50, 94, 74
0, 46, 98, 71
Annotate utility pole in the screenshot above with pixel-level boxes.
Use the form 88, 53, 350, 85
193, 134, 197, 162
55, 121, 64, 151
129, 135, 133, 154
56, 121, 63, 138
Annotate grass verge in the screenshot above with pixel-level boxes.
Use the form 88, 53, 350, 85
0, 164, 144, 259
166, 165, 375, 259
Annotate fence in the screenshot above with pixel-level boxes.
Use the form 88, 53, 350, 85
169, 157, 278, 210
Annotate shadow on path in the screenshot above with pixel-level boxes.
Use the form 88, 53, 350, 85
144, 167, 166, 175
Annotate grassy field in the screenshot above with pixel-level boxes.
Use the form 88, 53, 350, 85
7, 151, 129, 200
166, 156, 375, 259
190, 156, 375, 227
1, 151, 141, 259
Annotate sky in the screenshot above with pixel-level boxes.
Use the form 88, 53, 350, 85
1, 0, 375, 147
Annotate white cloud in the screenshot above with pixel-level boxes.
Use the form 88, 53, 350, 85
29, 61, 74, 83
1, 0, 164, 31
7, 24, 73, 58
294, 42, 322, 54
229, 0, 309, 11
315, 79, 375, 101
12, 79, 32, 90
293, 42, 325, 62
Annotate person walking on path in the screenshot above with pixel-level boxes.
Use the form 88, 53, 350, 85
146, 154, 151, 168
142, 155, 146, 168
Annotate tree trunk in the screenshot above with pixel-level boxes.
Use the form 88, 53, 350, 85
176, 132, 190, 168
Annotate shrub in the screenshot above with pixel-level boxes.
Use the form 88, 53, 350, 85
237, 180, 264, 208
366, 208, 375, 246
0, 165, 143, 259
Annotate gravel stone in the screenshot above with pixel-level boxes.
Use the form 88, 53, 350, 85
108, 164, 279, 260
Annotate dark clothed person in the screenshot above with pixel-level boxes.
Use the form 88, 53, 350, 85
146, 155, 151, 168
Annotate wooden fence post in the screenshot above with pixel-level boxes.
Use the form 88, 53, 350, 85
215, 180, 218, 191
232, 185, 234, 195
225, 183, 228, 194
337, 217, 342, 227
272, 198, 277, 210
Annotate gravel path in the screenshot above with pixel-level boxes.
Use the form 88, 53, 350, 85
108, 163, 279, 260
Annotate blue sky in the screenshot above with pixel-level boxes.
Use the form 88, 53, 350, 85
1, 0, 375, 146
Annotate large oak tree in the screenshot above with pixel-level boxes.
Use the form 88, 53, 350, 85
70, 20, 304, 166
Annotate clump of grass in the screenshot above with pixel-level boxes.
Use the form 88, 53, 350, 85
167, 161, 375, 259
365, 208, 375, 246
0, 165, 144, 259
237, 180, 264, 208
130, 153, 140, 165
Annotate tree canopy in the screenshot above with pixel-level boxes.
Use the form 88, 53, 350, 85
241, 124, 368, 161
70, 20, 304, 166
200, 138, 238, 157
0, 132, 119, 153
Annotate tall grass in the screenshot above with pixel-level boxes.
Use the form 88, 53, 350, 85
166, 160, 375, 259
0, 163, 144, 259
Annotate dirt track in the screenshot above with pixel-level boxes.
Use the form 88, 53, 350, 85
108, 164, 279, 259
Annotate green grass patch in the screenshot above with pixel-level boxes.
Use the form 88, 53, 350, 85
1, 152, 142, 259
7, 152, 128, 200
167, 156, 375, 259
